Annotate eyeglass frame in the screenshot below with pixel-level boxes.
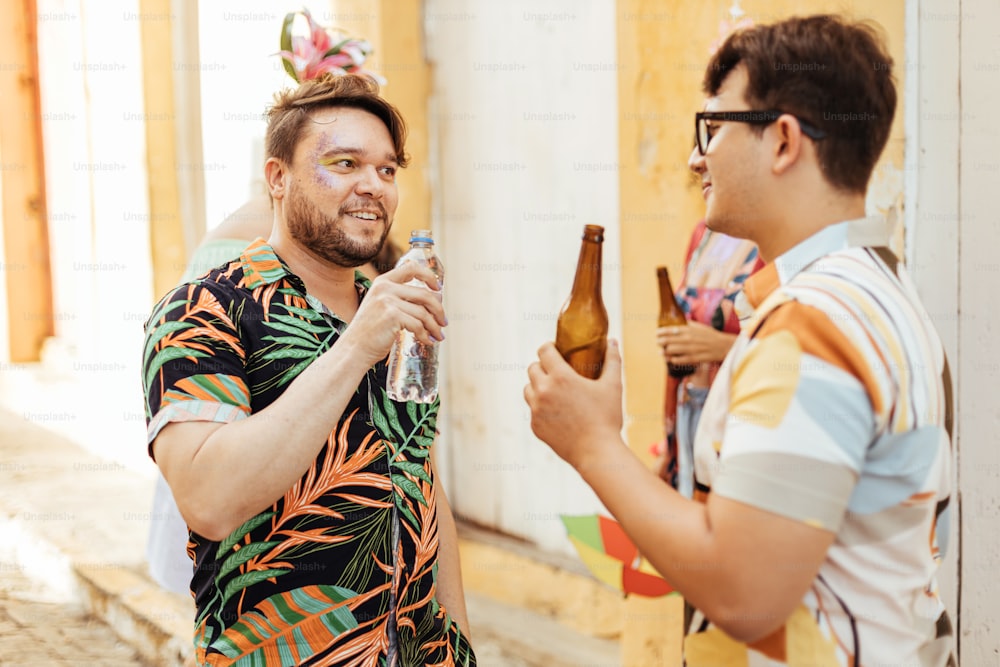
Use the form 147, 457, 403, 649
694, 110, 827, 155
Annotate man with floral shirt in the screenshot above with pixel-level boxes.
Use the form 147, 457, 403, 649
143, 73, 475, 666
526, 15, 955, 666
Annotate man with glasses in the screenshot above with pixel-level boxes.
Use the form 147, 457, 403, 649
526, 14, 955, 665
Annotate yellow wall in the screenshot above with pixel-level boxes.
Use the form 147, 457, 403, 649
617, 1, 905, 663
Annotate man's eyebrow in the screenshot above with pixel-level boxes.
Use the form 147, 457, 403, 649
320, 147, 398, 164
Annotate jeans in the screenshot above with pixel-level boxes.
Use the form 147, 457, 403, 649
675, 384, 709, 499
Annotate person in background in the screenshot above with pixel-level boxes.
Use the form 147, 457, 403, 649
655, 221, 762, 497
526, 14, 955, 664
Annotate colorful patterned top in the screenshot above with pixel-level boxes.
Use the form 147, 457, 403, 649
142, 239, 476, 667
663, 222, 763, 483
685, 217, 955, 665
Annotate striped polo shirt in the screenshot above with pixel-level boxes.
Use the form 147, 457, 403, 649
686, 217, 956, 666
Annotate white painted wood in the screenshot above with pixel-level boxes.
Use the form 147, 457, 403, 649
427, 0, 619, 555
905, 0, 961, 627
171, 0, 207, 255
958, 0, 1000, 659
29, 0, 156, 473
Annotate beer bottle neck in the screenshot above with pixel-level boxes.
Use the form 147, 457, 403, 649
571, 238, 603, 297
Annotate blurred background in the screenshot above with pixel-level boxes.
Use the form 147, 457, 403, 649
0, 0, 997, 664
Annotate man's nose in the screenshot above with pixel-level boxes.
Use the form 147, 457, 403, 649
687, 145, 706, 174
355, 165, 384, 197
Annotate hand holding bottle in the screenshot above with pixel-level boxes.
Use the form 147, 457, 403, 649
386, 230, 445, 403
657, 321, 737, 368
340, 260, 446, 369
525, 340, 625, 468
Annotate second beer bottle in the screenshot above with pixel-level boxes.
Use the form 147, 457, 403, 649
657, 266, 696, 379
555, 225, 608, 379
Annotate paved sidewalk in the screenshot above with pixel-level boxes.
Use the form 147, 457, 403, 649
0, 404, 619, 666
0, 561, 150, 666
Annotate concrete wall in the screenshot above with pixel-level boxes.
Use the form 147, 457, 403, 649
425, 0, 622, 555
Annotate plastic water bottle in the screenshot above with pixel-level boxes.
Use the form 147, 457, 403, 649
386, 230, 444, 403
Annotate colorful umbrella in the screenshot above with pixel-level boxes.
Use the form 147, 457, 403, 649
560, 514, 677, 598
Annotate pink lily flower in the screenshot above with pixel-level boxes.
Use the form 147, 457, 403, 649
277, 9, 385, 84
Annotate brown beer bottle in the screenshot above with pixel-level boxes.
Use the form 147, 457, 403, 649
657, 266, 695, 379
556, 225, 609, 379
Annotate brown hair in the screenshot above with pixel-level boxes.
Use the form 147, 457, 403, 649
704, 15, 896, 193
265, 73, 409, 168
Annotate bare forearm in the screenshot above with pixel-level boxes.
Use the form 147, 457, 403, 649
434, 483, 471, 638
575, 441, 720, 599
575, 441, 826, 641
165, 337, 374, 539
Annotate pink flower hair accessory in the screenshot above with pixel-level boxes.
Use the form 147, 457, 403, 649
277, 8, 386, 84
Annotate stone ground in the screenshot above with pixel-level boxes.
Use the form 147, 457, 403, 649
0, 563, 150, 667
0, 563, 537, 667
0, 364, 616, 667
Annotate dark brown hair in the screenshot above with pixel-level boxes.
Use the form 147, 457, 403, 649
265, 73, 409, 168
704, 15, 896, 193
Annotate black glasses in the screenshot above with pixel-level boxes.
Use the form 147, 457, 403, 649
695, 110, 827, 155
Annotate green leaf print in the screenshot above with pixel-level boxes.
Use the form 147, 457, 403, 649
222, 568, 290, 608
262, 348, 318, 361
379, 391, 404, 436
218, 540, 281, 580
214, 585, 359, 662
396, 496, 420, 531
395, 476, 428, 507
143, 319, 193, 362
261, 335, 324, 347
270, 313, 329, 335
392, 460, 432, 484
145, 347, 209, 388
147, 295, 192, 329
403, 447, 430, 458
217, 511, 276, 559
371, 401, 392, 438
259, 319, 318, 343
279, 303, 324, 321
276, 359, 314, 387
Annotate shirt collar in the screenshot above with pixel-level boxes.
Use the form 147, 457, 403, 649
239, 237, 373, 294
240, 237, 287, 288
742, 216, 893, 308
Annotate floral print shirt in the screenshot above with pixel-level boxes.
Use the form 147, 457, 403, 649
142, 239, 475, 667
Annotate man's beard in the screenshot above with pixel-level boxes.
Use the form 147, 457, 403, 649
285, 186, 390, 268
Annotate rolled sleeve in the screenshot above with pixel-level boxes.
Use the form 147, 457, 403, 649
142, 282, 250, 459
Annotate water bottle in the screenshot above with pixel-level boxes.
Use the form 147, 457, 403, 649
386, 230, 444, 403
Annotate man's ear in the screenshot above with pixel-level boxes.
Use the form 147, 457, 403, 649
264, 157, 288, 199
771, 115, 804, 176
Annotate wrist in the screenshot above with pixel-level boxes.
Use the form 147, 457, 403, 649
324, 330, 382, 376
573, 431, 628, 479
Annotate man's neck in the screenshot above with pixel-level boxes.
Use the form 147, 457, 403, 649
268, 234, 362, 321
756, 194, 867, 263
